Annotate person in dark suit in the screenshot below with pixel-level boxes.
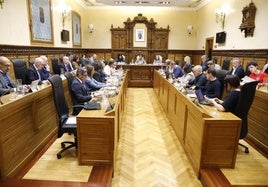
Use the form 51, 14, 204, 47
71, 68, 92, 104
229, 58, 245, 79
201, 55, 210, 71
39, 55, 50, 80
187, 65, 207, 92
60, 56, 74, 73
0, 56, 17, 95
93, 61, 107, 83
28, 57, 44, 83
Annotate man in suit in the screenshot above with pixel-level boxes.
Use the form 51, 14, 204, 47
60, 56, 74, 73
71, 68, 92, 114
28, 57, 44, 83
0, 56, 17, 96
39, 55, 50, 80
187, 65, 207, 92
229, 58, 245, 79
201, 55, 210, 71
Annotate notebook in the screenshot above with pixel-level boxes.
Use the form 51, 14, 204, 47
195, 89, 211, 105
30, 80, 39, 92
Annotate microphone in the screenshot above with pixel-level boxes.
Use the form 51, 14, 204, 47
0, 90, 10, 105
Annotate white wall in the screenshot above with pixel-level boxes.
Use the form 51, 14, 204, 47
0, 0, 267, 50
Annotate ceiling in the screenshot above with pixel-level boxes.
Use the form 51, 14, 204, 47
81, 0, 207, 8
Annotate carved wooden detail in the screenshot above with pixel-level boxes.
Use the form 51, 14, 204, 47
110, 13, 170, 62
239, 2, 257, 37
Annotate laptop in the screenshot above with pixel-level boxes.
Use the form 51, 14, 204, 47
30, 80, 40, 92
195, 89, 211, 105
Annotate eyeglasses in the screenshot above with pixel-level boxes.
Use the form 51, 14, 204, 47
207, 63, 213, 66
1, 64, 11, 67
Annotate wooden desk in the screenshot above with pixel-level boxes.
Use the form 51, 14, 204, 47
119, 64, 164, 87
0, 81, 72, 178
77, 73, 128, 166
153, 71, 241, 177
247, 89, 268, 156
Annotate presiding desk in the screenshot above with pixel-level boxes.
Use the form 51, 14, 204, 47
77, 72, 128, 166
119, 64, 164, 87
0, 81, 72, 178
153, 71, 241, 177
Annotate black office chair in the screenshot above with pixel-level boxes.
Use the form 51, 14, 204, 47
51, 57, 61, 75
221, 58, 231, 71
234, 80, 259, 153
48, 75, 78, 159
64, 72, 83, 115
11, 58, 29, 84
215, 69, 228, 99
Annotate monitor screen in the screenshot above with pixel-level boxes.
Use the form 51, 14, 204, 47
61, 30, 70, 41
216, 32, 226, 43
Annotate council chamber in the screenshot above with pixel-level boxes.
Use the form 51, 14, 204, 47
0, 0, 267, 187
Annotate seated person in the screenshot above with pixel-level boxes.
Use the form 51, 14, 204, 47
169, 60, 183, 78
93, 61, 107, 83
60, 55, 74, 73
135, 54, 146, 64
85, 65, 106, 92
39, 55, 50, 80
187, 65, 207, 92
104, 58, 116, 76
153, 55, 162, 65
28, 57, 45, 83
229, 57, 245, 79
247, 61, 268, 83
0, 56, 17, 95
71, 68, 92, 114
204, 68, 222, 98
116, 54, 125, 64
207, 60, 221, 70
201, 55, 210, 71
206, 75, 241, 113
178, 63, 195, 84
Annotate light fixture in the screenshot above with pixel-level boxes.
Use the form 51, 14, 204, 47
187, 25, 193, 35
215, 8, 226, 29
61, 6, 72, 28
88, 24, 94, 33
0, 0, 4, 9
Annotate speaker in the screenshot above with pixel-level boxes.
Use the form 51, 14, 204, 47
61, 30, 69, 41
216, 32, 226, 43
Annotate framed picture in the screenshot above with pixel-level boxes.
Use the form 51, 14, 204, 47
27, 0, 54, 44
72, 11, 81, 47
135, 29, 145, 42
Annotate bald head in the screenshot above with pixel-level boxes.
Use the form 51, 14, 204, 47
0, 56, 12, 73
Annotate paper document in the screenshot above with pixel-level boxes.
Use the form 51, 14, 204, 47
65, 116, 76, 124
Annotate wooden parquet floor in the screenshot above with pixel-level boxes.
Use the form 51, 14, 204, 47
111, 88, 202, 187
23, 133, 92, 182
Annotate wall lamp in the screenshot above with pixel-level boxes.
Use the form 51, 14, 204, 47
62, 6, 72, 28
0, 0, 4, 9
187, 25, 193, 35
88, 24, 94, 33
215, 8, 226, 29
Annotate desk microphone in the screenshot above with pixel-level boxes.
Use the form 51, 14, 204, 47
0, 90, 10, 105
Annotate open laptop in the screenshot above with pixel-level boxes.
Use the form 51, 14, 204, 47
30, 80, 39, 92
195, 89, 211, 105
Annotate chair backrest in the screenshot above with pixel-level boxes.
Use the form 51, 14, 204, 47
221, 58, 231, 70
51, 57, 61, 75
215, 69, 228, 98
64, 72, 82, 115
235, 81, 259, 139
11, 58, 29, 84
48, 75, 69, 119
